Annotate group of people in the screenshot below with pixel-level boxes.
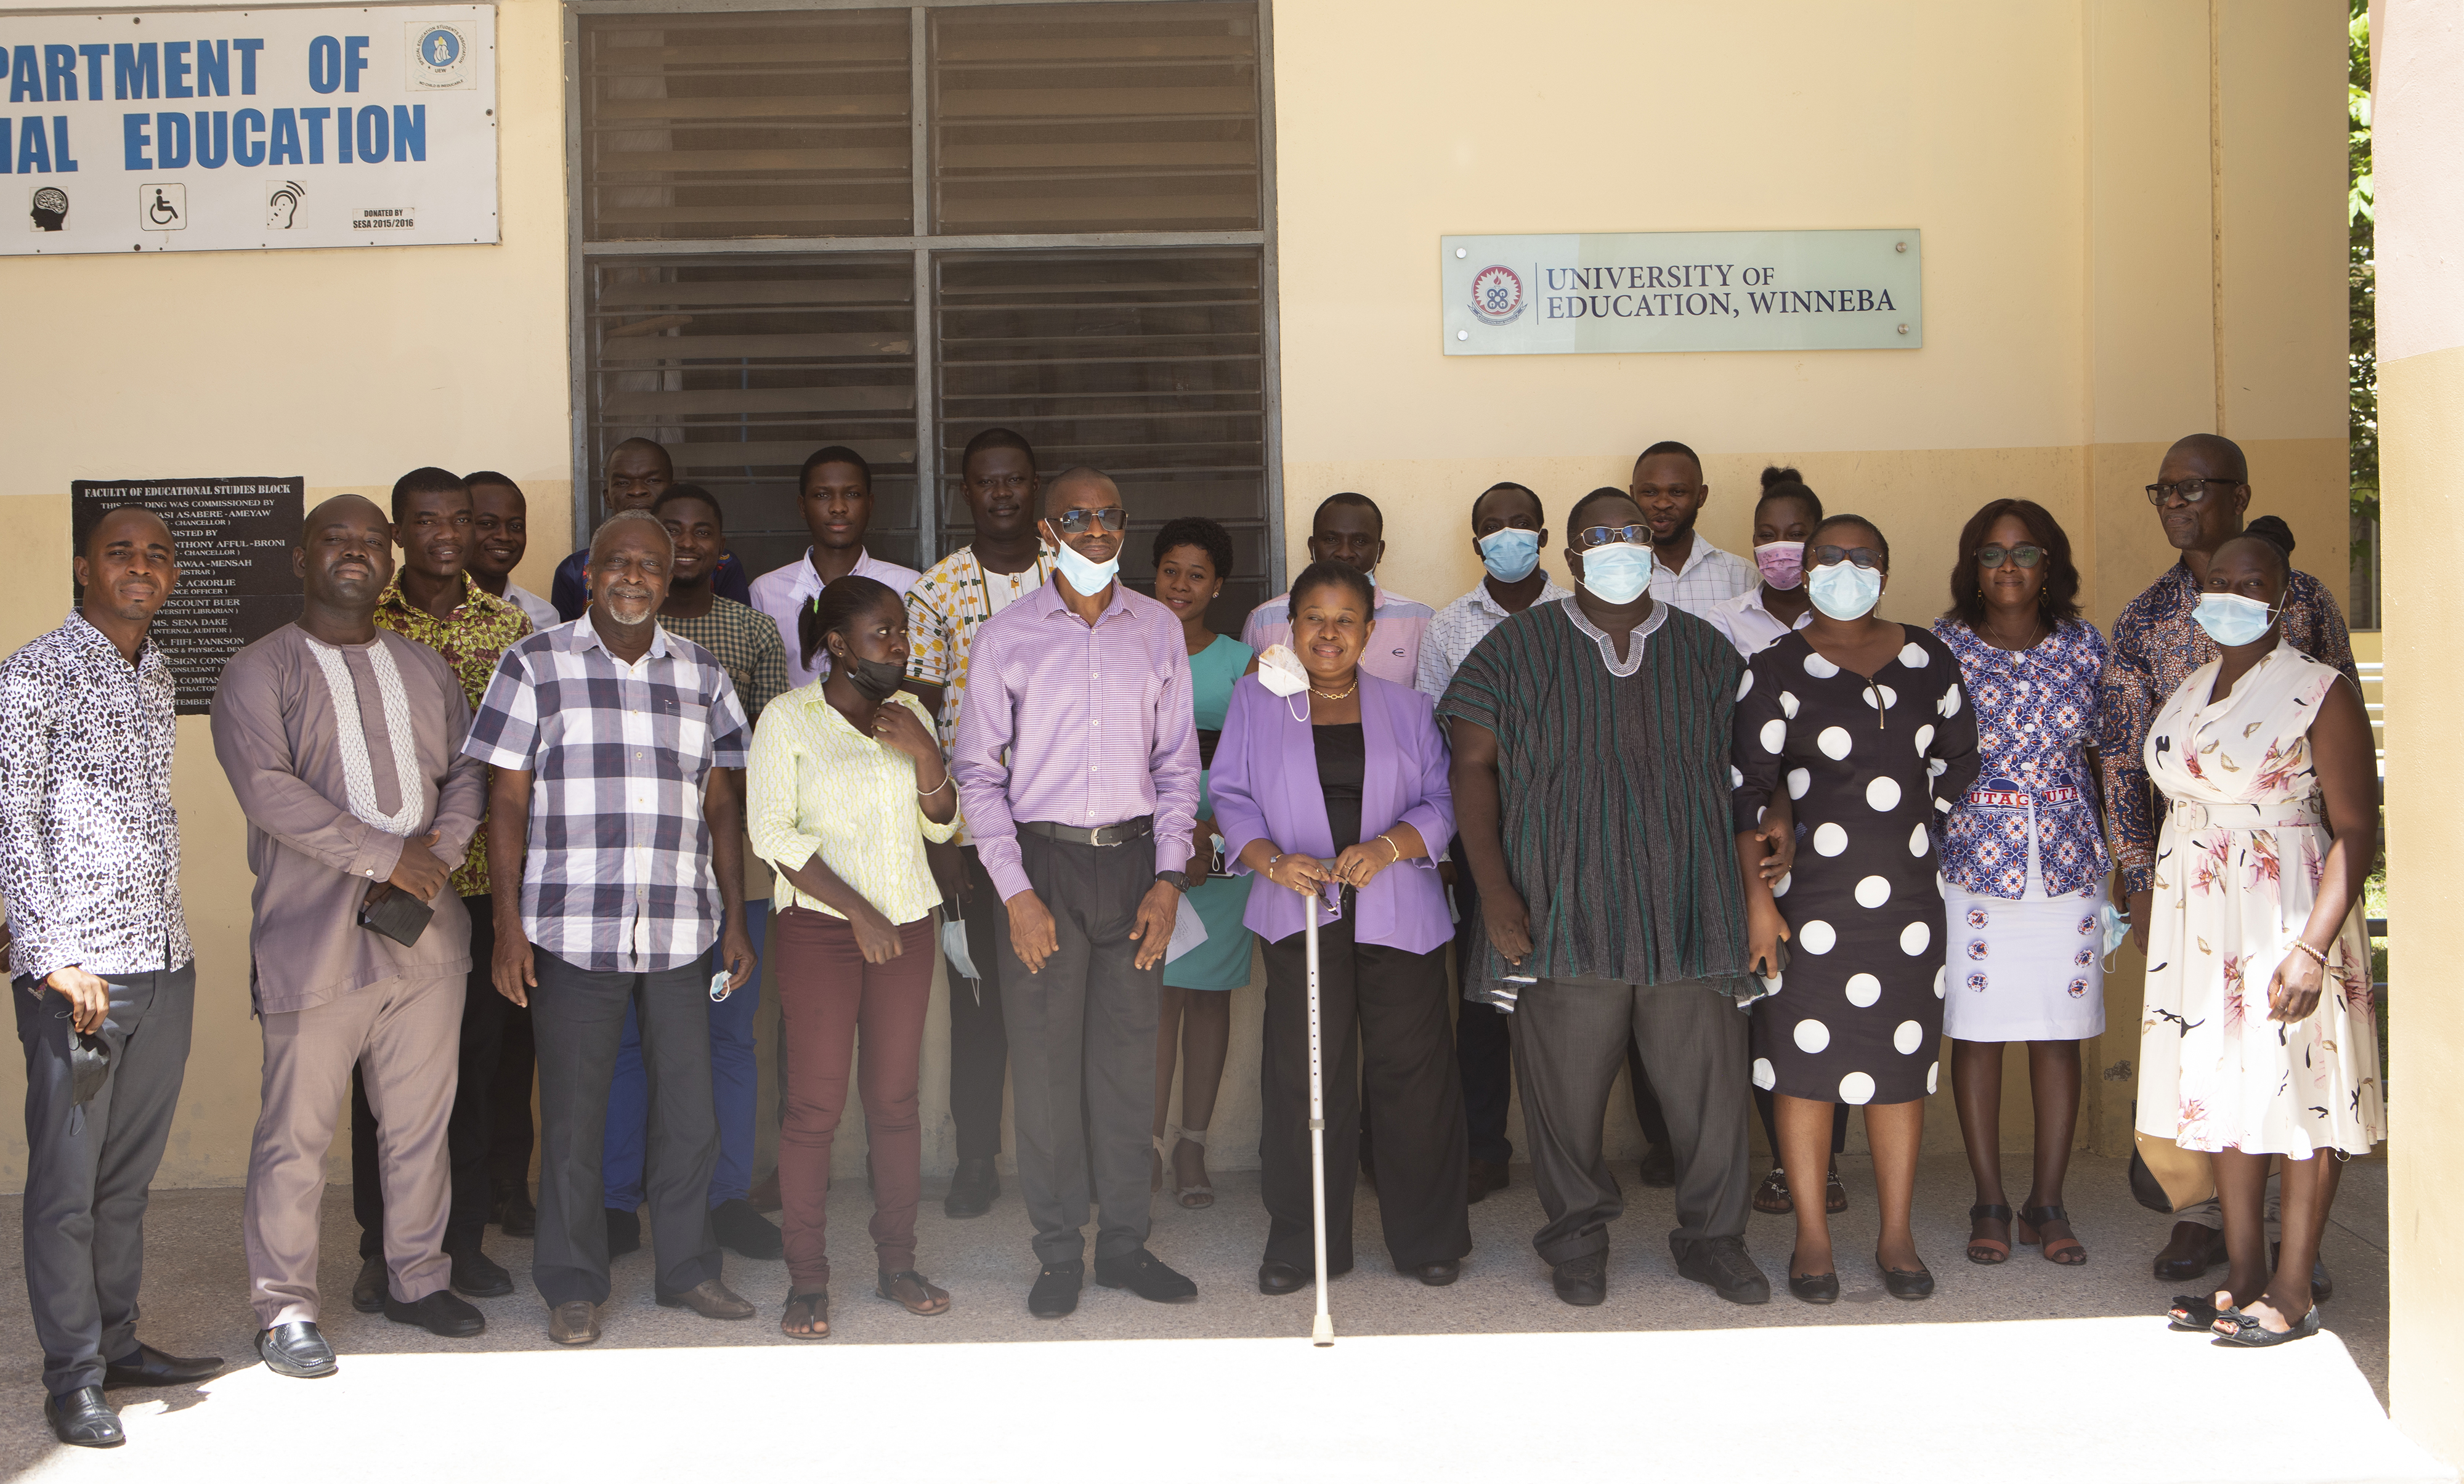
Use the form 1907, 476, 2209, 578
1, 424, 2381, 1449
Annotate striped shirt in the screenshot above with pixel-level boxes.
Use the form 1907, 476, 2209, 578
463, 617, 750, 974
1651, 537, 1759, 617
1241, 585, 1434, 686
747, 684, 960, 923
1438, 595, 1751, 992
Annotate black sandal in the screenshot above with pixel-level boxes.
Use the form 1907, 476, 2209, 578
1752, 1168, 1793, 1215
1966, 1204, 2013, 1265
2016, 1204, 2087, 1266
1824, 1166, 1849, 1214
2213, 1304, 2321, 1347
876, 1268, 951, 1316
781, 1290, 829, 1340
2168, 1292, 2225, 1331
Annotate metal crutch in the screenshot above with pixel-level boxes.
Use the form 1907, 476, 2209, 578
1307, 878, 1334, 1347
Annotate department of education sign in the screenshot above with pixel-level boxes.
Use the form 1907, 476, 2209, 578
1443, 229, 1923, 355
2, 4, 496, 256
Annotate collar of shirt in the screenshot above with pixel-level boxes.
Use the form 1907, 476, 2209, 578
1655, 535, 1724, 578
376, 571, 490, 628
1030, 572, 1135, 625
780, 546, 896, 606
63, 607, 165, 675
567, 610, 673, 663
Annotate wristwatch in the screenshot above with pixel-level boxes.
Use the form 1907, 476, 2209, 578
1154, 869, 1190, 893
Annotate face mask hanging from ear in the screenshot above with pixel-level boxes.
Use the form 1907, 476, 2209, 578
1255, 644, 1311, 720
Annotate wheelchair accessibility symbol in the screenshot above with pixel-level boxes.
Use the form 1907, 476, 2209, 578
141, 184, 187, 230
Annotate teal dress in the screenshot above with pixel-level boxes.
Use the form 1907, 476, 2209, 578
1164, 633, 1257, 991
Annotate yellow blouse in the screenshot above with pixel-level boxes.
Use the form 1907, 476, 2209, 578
747, 684, 960, 923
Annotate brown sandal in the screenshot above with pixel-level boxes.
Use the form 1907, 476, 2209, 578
2017, 1204, 2087, 1265
877, 1268, 951, 1316
781, 1290, 829, 1339
1752, 1168, 1793, 1215
1966, 1203, 2012, 1265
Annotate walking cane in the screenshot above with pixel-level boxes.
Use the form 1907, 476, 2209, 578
1307, 880, 1334, 1347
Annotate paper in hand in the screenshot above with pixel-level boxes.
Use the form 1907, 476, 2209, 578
1162, 893, 1209, 965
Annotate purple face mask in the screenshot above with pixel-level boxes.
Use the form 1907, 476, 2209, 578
1753, 540, 1805, 591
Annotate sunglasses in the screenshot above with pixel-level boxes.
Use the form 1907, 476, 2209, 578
1809, 545, 1886, 570
1977, 543, 2045, 569
2145, 477, 2240, 507
1049, 506, 1127, 535
1574, 524, 1650, 550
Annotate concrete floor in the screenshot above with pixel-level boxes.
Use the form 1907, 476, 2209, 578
0, 1151, 2418, 1480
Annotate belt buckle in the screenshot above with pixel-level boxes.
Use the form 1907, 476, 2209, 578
2176, 801, 2209, 830
1091, 822, 1125, 848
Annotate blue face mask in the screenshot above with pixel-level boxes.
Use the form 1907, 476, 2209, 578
1046, 527, 1121, 596
1477, 527, 1542, 583
1807, 560, 1883, 620
2193, 592, 2279, 647
1576, 542, 1653, 605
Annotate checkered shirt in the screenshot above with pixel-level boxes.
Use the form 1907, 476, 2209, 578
1651, 538, 1759, 617
463, 617, 750, 974
658, 596, 788, 726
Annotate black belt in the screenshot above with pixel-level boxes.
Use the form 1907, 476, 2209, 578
1018, 816, 1154, 848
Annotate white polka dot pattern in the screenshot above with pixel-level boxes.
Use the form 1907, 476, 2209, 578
1854, 875, 1890, 907
1844, 973, 1881, 1007
1893, 1020, 1925, 1055
1787, 768, 1811, 799
1817, 726, 1852, 760
1900, 920, 1932, 955
1899, 642, 1929, 668
1797, 918, 1835, 953
1866, 776, 1902, 812
1839, 1071, 1877, 1104
1812, 822, 1848, 857
1753, 1057, 1777, 1090
1794, 1019, 1831, 1053
1804, 652, 1839, 678
1760, 718, 1788, 753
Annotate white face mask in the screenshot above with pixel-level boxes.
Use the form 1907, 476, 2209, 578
1255, 644, 1309, 697
1045, 524, 1120, 596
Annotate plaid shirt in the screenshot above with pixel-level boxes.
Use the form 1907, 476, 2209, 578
1650, 537, 1759, 617
464, 617, 750, 974
375, 574, 531, 897
659, 596, 788, 727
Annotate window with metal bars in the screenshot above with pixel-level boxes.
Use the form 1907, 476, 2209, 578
575, 1, 1275, 605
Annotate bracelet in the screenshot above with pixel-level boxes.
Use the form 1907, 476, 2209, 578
2290, 939, 2330, 968
1378, 832, 1401, 864
917, 774, 952, 797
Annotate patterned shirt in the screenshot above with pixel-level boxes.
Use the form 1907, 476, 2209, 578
748, 685, 960, 923
2098, 560, 2354, 896
1650, 536, 1760, 617
0, 612, 190, 981
374, 573, 532, 898
906, 545, 1059, 753
659, 596, 788, 727
464, 618, 751, 974
952, 576, 1201, 902
748, 547, 925, 691
1241, 586, 1435, 686
1935, 617, 2111, 899
1416, 576, 1575, 700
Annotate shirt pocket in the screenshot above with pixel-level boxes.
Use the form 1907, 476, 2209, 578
653, 692, 713, 779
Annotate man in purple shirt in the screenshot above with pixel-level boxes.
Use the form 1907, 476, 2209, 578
953, 467, 1202, 1318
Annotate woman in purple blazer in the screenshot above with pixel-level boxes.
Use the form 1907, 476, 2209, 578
1212, 561, 1472, 1294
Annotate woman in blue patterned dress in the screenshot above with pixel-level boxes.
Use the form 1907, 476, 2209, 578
1932, 500, 2110, 1269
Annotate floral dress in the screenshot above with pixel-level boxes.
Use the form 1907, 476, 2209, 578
2135, 641, 2383, 1157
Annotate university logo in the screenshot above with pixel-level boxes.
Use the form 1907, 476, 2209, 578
408, 21, 475, 89
1468, 264, 1525, 326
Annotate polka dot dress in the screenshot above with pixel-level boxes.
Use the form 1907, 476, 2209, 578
1732, 627, 1981, 1105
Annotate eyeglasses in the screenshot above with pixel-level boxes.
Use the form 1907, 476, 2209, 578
1049, 506, 1127, 535
2145, 477, 2241, 507
1809, 545, 1886, 570
1977, 543, 2045, 569
1574, 524, 1650, 550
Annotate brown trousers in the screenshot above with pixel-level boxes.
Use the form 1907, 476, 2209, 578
773, 907, 936, 1291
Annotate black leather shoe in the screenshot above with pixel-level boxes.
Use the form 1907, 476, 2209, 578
1027, 1260, 1084, 1318
1637, 1142, 1677, 1188
1466, 1158, 1509, 1204
1880, 1260, 1935, 1300
606, 1207, 642, 1257
2152, 1220, 2227, 1280
256, 1321, 338, 1379
1674, 1233, 1771, 1305
384, 1289, 487, 1337
711, 1197, 785, 1259
1257, 1259, 1308, 1295
447, 1241, 514, 1298
1551, 1252, 1607, 1307
1788, 1270, 1840, 1304
351, 1254, 386, 1313
1411, 1260, 1461, 1287
103, 1341, 224, 1389
1095, 1247, 1198, 1304
944, 1158, 999, 1219
493, 1180, 537, 1238
45, 1386, 122, 1448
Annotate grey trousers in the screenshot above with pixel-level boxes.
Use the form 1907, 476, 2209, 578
1514, 975, 1752, 1266
996, 829, 1159, 1267
15, 964, 195, 1397
529, 951, 720, 1307
246, 971, 460, 1326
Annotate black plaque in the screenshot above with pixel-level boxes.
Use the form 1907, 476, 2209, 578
71, 478, 304, 716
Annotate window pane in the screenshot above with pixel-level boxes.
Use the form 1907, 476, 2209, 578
582, 10, 912, 241
936, 248, 1268, 630
586, 256, 922, 577
932, 2, 1262, 235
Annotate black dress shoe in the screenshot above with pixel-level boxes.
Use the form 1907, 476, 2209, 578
711, 1197, 785, 1259
944, 1158, 998, 1219
256, 1321, 338, 1379
1880, 1261, 1935, 1300
1674, 1234, 1771, 1305
351, 1254, 386, 1313
1027, 1259, 1084, 1318
1095, 1247, 1198, 1303
1788, 1270, 1840, 1304
2152, 1220, 2227, 1280
384, 1289, 487, 1337
447, 1241, 514, 1298
1257, 1259, 1308, 1295
45, 1386, 122, 1448
1637, 1142, 1677, 1188
103, 1341, 225, 1388
1465, 1158, 1509, 1205
1410, 1260, 1461, 1287
493, 1181, 537, 1238
1551, 1252, 1607, 1307
606, 1207, 642, 1257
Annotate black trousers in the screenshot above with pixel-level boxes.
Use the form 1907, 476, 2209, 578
352, 896, 503, 1256
486, 990, 535, 1194
949, 845, 1010, 1162
1262, 911, 1469, 1273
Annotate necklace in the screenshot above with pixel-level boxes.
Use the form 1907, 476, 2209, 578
1308, 678, 1359, 701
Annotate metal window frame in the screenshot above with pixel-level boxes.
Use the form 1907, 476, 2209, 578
565, 0, 1284, 590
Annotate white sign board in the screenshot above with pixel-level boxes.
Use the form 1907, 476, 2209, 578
3, 4, 496, 254
1443, 229, 1923, 355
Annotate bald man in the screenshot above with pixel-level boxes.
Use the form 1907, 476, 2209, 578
213, 496, 490, 1379
549, 440, 751, 620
